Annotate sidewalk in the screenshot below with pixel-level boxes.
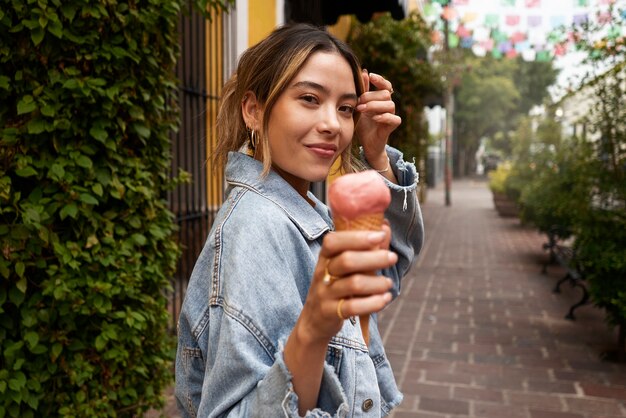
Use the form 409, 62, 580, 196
382, 178, 626, 418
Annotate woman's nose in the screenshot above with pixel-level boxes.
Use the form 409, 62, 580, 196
318, 106, 341, 135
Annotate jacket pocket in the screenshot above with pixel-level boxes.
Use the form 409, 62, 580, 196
325, 344, 343, 377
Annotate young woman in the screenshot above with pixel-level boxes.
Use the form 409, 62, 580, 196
175, 23, 424, 417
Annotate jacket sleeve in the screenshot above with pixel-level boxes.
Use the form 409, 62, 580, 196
361, 145, 425, 297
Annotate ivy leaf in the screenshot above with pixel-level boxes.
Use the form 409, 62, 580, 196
27, 118, 47, 134
15, 167, 38, 177
15, 261, 25, 278
76, 155, 93, 169
17, 96, 37, 115
89, 126, 108, 142
59, 203, 78, 219
79, 193, 98, 205
31, 27, 45, 46
0, 75, 9, 90
24, 332, 39, 349
48, 19, 63, 38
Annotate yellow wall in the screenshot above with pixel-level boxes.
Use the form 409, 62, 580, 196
248, 0, 277, 46
327, 15, 352, 41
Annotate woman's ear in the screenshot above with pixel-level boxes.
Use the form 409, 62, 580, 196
241, 91, 261, 130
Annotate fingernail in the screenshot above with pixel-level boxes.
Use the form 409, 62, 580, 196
356, 104, 366, 111
369, 72, 379, 79
367, 231, 385, 242
384, 292, 392, 302
388, 251, 398, 263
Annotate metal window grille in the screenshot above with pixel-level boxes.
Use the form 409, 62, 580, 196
168, 6, 225, 331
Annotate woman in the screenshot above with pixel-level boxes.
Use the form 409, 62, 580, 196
176, 23, 424, 417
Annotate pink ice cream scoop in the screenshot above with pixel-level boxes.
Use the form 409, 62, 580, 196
327, 170, 391, 345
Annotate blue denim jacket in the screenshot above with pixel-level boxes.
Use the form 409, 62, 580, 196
176, 146, 424, 417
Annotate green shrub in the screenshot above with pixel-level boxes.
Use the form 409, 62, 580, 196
0, 1, 183, 415
519, 142, 592, 238
487, 162, 513, 196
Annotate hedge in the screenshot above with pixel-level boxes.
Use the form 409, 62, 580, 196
0, 0, 184, 415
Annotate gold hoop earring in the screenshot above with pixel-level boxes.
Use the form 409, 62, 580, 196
247, 128, 258, 151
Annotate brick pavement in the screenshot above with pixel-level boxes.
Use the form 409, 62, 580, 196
380, 178, 626, 418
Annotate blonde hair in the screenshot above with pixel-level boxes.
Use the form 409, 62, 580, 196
213, 23, 364, 176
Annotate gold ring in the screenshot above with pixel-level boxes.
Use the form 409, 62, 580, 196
322, 263, 336, 285
337, 298, 346, 320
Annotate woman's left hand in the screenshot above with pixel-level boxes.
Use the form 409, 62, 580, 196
355, 71, 401, 172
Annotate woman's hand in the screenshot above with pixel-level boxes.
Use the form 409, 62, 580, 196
297, 224, 396, 345
355, 71, 401, 173
284, 223, 395, 414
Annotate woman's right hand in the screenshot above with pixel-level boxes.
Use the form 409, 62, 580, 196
297, 224, 397, 345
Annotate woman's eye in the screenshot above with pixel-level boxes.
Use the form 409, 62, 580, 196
339, 105, 355, 115
300, 95, 318, 104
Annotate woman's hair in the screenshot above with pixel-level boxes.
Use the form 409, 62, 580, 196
213, 23, 364, 175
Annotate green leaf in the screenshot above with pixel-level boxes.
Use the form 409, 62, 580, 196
15, 262, 25, 278
24, 332, 39, 348
89, 127, 108, 142
0, 76, 9, 90
76, 155, 92, 169
17, 96, 37, 115
31, 27, 45, 46
15, 167, 37, 177
27, 118, 47, 134
51, 343, 62, 361
59, 203, 78, 219
48, 19, 63, 38
16, 277, 27, 294
79, 193, 98, 205
41, 104, 56, 117
132, 123, 151, 139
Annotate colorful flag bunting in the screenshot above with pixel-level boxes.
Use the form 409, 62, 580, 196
461, 37, 474, 48
501, 0, 516, 6
515, 40, 530, 52
442, 6, 458, 21
525, 0, 540, 7
484, 14, 499, 27
511, 31, 526, 43
573, 13, 589, 24
499, 40, 513, 52
536, 50, 551, 62
550, 15, 567, 28
461, 12, 479, 23
457, 25, 471, 37
453, 0, 469, 5
448, 33, 460, 48
492, 49, 503, 59
574, 0, 589, 6
527, 15, 542, 27
505, 15, 521, 26
597, 11, 611, 24
506, 49, 518, 58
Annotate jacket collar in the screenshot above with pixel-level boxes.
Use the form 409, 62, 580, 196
225, 152, 332, 240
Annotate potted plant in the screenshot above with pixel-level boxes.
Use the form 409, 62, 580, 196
488, 163, 520, 217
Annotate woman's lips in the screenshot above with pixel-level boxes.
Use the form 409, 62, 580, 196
306, 144, 337, 158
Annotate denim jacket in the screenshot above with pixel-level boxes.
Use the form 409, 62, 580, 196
176, 146, 424, 418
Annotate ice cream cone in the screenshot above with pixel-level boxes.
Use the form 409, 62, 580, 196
333, 212, 384, 346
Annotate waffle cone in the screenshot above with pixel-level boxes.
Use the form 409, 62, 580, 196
333, 212, 384, 346
333, 212, 384, 232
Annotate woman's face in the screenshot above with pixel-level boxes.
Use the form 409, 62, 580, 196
264, 51, 358, 195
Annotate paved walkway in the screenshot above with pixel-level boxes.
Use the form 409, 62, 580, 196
382, 178, 626, 418
151, 178, 626, 417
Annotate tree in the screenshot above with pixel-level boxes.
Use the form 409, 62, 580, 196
454, 55, 557, 174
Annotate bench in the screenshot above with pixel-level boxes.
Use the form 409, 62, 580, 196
541, 229, 589, 320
